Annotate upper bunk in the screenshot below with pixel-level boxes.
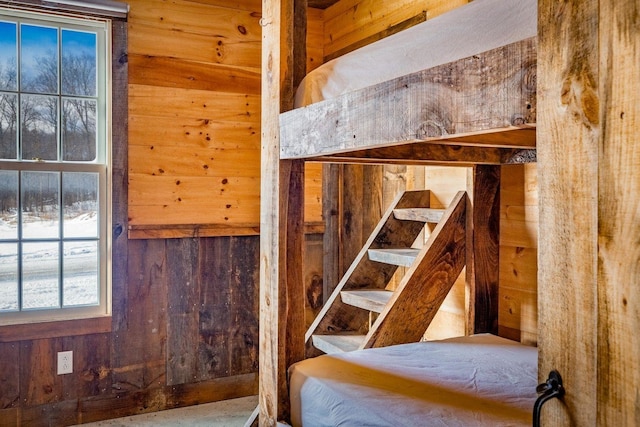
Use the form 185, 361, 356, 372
279, 0, 537, 166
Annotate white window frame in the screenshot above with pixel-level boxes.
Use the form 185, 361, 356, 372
0, 7, 111, 325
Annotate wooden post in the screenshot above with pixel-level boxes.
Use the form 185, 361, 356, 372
465, 165, 500, 335
259, 0, 306, 425
596, 1, 640, 424
537, 1, 599, 425
539, 0, 640, 424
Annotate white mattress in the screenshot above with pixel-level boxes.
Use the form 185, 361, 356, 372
295, 0, 537, 107
289, 334, 538, 427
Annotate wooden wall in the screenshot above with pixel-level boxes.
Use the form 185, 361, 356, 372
0, 1, 268, 425
127, 0, 263, 233
127, 0, 322, 236
499, 164, 538, 345
323, 0, 469, 60
0, 236, 260, 426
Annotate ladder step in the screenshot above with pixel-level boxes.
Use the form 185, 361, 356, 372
341, 290, 393, 313
393, 208, 445, 223
368, 248, 420, 267
312, 334, 365, 354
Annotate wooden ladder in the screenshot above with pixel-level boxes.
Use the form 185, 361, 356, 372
307, 189, 467, 354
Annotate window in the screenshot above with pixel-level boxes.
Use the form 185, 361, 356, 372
0, 8, 111, 325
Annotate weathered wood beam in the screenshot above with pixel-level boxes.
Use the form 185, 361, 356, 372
280, 38, 536, 159
538, 0, 599, 425
259, 0, 306, 425
465, 165, 500, 335
597, 1, 640, 425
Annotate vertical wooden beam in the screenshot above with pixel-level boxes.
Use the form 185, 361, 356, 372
259, 0, 306, 425
465, 165, 500, 335
110, 18, 128, 333
597, 1, 640, 424
322, 164, 341, 301
538, 0, 599, 425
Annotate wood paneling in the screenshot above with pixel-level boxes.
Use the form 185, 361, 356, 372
499, 164, 538, 344
323, 0, 469, 59
1, 236, 262, 425
306, 7, 324, 73
127, 0, 264, 230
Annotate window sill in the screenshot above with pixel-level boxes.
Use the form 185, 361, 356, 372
0, 315, 112, 342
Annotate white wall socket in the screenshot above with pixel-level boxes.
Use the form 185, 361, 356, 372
57, 350, 73, 375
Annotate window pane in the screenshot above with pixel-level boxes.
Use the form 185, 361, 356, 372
21, 171, 59, 239
0, 170, 18, 240
20, 24, 58, 94
63, 172, 97, 238
61, 30, 96, 97
0, 93, 17, 159
0, 21, 17, 91
63, 240, 97, 306
62, 98, 96, 161
0, 243, 18, 311
21, 94, 58, 160
22, 241, 59, 309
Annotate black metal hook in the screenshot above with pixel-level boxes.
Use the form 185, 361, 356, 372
533, 370, 564, 427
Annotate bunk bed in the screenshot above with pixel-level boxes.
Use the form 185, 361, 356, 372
258, 0, 538, 425
279, 0, 537, 165
289, 334, 537, 427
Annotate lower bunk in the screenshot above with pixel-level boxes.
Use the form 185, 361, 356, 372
288, 334, 537, 426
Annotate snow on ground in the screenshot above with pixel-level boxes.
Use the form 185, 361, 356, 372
0, 207, 99, 311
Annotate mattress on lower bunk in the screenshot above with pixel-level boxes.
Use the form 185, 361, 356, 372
288, 334, 537, 427
294, 0, 537, 108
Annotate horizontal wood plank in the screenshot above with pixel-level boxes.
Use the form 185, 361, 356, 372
280, 39, 536, 159
311, 334, 364, 354
129, 54, 261, 94
340, 290, 393, 313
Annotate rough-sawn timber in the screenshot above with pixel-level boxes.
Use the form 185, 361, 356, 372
280, 37, 536, 163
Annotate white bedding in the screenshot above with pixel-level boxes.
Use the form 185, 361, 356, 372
295, 0, 537, 107
289, 334, 537, 427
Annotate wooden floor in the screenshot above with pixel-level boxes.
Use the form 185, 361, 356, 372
75, 396, 258, 427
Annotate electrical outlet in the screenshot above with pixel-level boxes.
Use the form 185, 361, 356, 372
57, 351, 73, 375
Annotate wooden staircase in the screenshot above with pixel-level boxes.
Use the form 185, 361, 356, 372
307, 189, 467, 354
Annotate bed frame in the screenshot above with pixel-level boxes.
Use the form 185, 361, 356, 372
258, 1, 536, 425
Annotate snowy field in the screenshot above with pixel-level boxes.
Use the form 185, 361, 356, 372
0, 208, 99, 311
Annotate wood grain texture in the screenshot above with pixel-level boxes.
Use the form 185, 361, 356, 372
259, 0, 306, 424
128, 0, 261, 68
324, 11, 426, 62
466, 166, 500, 335
364, 191, 466, 347
307, 191, 432, 342
499, 165, 538, 344
597, 0, 640, 424
280, 38, 537, 159
323, 0, 469, 59
111, 17, 129, 337
166, 238, 200, 386
310, 142, 518, 166
127, 0, 267, 232
0, 342, 20, 409
538, 0, 599, 424
113, 239, 168, 392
